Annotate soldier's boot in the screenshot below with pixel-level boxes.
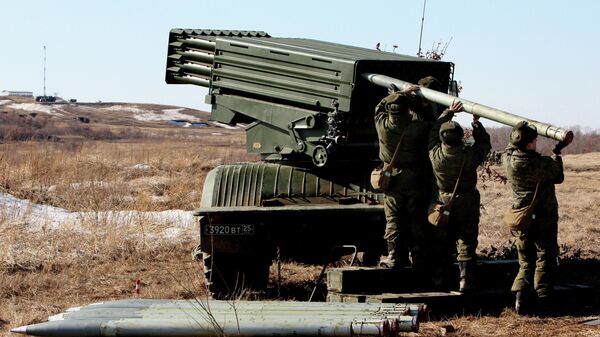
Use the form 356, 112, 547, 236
515, 291, 524, 315
458, 261, 476, 293
379, 241, 398, 269
514, 291, 532, 315
535, 295, 554, 317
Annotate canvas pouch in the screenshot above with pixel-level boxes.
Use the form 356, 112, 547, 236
370, 164, 393, 191
503, 206, 535, 231
428, 202, 451, 227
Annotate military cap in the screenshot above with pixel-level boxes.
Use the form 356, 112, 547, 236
510, 121, 537, 149
383, 92, 411, 114
418, 76, 442, 91
439, 121, 464, 146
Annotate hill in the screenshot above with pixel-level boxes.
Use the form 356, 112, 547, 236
0, 96, 239, 142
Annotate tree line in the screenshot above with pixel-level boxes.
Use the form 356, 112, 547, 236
486, 126, 600, 154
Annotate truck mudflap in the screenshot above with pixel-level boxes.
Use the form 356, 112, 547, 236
195, 203, 385, 259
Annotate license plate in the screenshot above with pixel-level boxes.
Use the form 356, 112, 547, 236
204, 224, 255, 235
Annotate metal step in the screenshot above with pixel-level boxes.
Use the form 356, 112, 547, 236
327, 260, 518, 294
325, 261, 597, 315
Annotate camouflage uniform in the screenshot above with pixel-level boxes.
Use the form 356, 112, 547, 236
502, 140, 564, 299
374, 92, 431, 269
428, 111, 491, 289
411, 76, 444, 121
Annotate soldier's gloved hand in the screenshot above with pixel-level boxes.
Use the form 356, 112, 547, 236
448, 100, 464, 113
471, 115, 481, 128
388, 83, 399, 95
402, 84, 420, 97
552, 140, 568, 155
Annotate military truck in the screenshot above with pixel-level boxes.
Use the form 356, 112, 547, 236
164, 29, 572, 297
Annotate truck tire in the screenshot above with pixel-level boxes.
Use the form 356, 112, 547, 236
203, 252, 271, 299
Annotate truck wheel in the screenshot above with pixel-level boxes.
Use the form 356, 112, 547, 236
203, 252, 271, 299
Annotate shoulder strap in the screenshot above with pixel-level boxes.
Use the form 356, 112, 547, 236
388, 127, 408, 169
447, 157, 466, 208
529, 182, 540, 207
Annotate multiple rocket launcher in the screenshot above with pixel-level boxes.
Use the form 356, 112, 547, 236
11, 299, 424, 336
165, 29, 572, 168
10, 29, 575, 337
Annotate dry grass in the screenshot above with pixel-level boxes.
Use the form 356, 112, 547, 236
0, 137, 252, 211
415, 313, 600, 337
0, 135, 254, 335
0, 138, 598, 336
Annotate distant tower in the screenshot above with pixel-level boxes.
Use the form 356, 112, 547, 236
43, 45, 47, 97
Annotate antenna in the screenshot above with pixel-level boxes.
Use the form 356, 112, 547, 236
43, 45, 47, 97
441, 37, 453, 56
417, 0, 427, 57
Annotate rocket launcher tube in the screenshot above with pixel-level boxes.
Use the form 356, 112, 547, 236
62, 300, 423, 314
13, 300, 423, 336
362, 73, 574, 144
12, 317, 417, 336
46, 309, 419, 322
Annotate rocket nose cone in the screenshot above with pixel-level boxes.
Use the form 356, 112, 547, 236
11, 325, 28, 334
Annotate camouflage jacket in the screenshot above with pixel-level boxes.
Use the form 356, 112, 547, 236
502, 145, 563, 214
409, 99, 439, 122
374, 104, 430, 191
428, 112, 491, 193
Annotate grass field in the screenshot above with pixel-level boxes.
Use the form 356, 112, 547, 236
0, 135, 599, 336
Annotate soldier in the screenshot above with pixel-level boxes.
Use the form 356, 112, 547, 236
374, 90, 431, 271
428, 103, 491, 291
410, 76, 446, 205
502, 121, 567, 314
413, 76, 444, 121
389, 76, 443, 122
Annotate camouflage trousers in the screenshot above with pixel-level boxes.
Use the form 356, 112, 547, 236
511, 215, 558, 298
432, 189, 480, 264
383, 189, 429, 268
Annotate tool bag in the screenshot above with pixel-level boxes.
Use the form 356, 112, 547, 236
428, 158, 465, 227
503, 182, 540, 231
371, 129, 407, 192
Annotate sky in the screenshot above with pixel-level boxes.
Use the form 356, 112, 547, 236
1, 0, 599, 129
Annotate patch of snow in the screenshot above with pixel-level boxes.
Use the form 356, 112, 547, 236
1, 192, 80, 230
101, 105, 147, 113
210, 121, 240, 130
103, 105, 201, 122
68, 181, 110, 189
0, 193, 195, 234
7, 103, 64, 116
163, 108, 185, 115
132, 108, 200, 122
151, 196, 168, 203
0, 100, 11, 105
163, 227, 183, 239
131, 164, 152, 171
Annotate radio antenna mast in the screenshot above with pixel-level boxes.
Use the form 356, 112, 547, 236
417, 0, 427, 57
43, 45, 47, 97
